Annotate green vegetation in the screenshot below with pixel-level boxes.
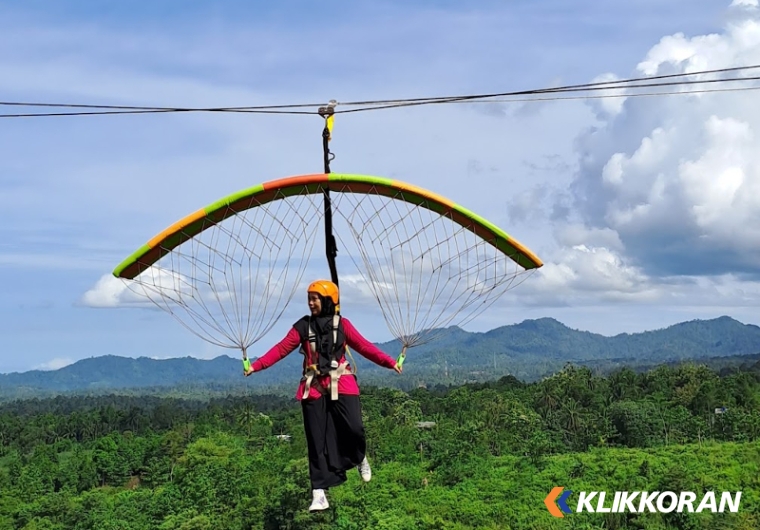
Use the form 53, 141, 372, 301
0, 360, 758, 529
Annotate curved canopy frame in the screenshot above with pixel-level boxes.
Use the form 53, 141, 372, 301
113, 173, 543, 280
113, 173, 543, 364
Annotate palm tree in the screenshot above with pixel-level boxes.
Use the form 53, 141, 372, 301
236, 402, 256, 438
535, 385, 559, 418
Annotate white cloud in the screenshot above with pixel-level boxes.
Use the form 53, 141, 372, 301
337, 273, 390, 307
554, 224, 624, 251
517, 244, 659, 306
81, 274, 152, 308
34, 357, 74, 370
731, 0, 758, 9
588, 73, 626, 118
566, 3, 760, 279
498, 252, 760, 311
505, 184, 553, 224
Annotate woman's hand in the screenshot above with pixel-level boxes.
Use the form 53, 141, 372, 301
244, 366, 255, 377
393, 363, 403, 374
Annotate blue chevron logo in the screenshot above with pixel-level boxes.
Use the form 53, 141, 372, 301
545, 487, 574, 517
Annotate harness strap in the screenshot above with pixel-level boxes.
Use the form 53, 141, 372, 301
307, 315, 340, 360
302, 365, 318, 400
301, 362, 351, 400
300, 315, 350, 400
328, 361, 350, 401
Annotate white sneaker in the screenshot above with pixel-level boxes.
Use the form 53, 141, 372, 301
358, 456, 372, 482
309, 489, 329, 511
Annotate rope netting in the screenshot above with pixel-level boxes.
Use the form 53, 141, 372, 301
330, 185, 536, 350
121, 190, 325, 354
119, 181, 537, 358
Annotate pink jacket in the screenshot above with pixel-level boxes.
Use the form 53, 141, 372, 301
251, 317, 398, 400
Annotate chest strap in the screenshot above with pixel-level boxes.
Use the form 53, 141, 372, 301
306, 314, 340, 360
300, 314, 350, 400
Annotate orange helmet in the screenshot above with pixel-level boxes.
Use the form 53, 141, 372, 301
307, 280, 339, 305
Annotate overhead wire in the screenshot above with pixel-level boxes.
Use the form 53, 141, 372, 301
337, 75, 760, 113
458, 85, 760, 104
333, 67, 760, 113
0, 101, 323, 110
0, 108, 318, 118
4, 63, 759, 111
333, 64, 760, 107
2, 63, 760, 118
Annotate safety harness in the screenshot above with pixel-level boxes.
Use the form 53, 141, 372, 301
298, 314, 353, 400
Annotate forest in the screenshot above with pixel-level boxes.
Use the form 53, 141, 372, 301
0, 360, 759, 529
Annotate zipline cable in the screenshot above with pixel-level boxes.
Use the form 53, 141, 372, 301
2, 63, 759, 118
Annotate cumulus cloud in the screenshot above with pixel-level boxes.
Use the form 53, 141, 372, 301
506, 183, 575, 225
489, 1, 760, 311
81, 274, 138, 308
34, 357, 74, 371
587, 73, 626, 118
554, 224, 624, 251
517, 244, 659, 306
506, 185, 552, 224
504, 247, 760, 310
730, 0, 758, 10
337, 273, 390, 307
566, 2, 760, 279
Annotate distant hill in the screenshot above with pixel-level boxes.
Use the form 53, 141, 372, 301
0, 355, 243, 391
2, 316, 760, 397
430, 315, 760, 362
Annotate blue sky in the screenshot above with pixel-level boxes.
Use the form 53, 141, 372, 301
2, 0, 760, 373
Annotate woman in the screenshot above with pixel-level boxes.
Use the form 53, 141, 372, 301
244, 279, 402, 511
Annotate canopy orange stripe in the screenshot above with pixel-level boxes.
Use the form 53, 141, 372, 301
113, 173, 542, 279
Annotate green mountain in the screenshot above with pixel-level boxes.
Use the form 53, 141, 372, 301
364, 315, 760, 379
2, 316, 760, 396
420, 315, 760, 361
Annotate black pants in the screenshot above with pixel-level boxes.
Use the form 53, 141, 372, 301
301, 394, 366, 490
